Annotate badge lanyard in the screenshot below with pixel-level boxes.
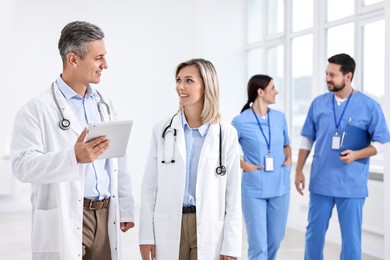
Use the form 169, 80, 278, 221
331, 89, 353, 150
251, 108, 274, 171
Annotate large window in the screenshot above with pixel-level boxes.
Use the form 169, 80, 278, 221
291, 35, 313, 148
266, 45, 284, 111
327, 23, 354, 57
327, 0, 354, 21
292, 0, 313, 32
267, 0, 284, 35
362, 19, 385, 98
246, 0, 387, 172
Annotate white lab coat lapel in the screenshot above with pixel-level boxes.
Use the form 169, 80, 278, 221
197, 123, 219, 176
170, 112, 186, 165
52, 82, 84, 135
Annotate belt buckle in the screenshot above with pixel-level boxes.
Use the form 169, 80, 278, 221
89, 199, 97, 210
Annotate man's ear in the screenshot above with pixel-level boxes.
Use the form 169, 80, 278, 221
345, 72, 353, 82
67, 52, 78, 66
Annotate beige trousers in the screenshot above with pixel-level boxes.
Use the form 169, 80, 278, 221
82, 207, 111, 260
179, 213, 197, 260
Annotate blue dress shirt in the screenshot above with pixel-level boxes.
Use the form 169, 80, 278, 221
182, 115, 209, 206
56, 76, 110, 200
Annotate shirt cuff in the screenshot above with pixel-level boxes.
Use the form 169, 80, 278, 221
371, 141, 389, 154
300, 136, 314, 151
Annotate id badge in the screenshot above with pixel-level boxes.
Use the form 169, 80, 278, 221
264, 154, 274, 172
332, 133, 341, 150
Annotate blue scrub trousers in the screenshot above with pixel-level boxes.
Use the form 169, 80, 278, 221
242, 193, 289, 260
305, 193, 365, 260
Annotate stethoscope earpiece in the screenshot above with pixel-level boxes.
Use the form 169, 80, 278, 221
161, 160, 176, 164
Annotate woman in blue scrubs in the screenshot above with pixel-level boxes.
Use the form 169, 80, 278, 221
232, 75, 291, 260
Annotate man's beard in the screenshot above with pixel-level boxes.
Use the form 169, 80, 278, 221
327, 79, 346, 92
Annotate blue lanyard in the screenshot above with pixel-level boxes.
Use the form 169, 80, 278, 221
251, 108, 271, 153
332, 89, 353, 134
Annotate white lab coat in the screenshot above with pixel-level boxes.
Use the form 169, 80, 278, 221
10, 82, 135, 260
139, 112, 242, 260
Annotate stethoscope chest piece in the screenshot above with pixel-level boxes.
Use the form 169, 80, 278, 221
52, 83, 71, 130
216, 165, 226, 176
161, 114, 227, 177
52, 82, 111, 131
59, 118, 71, 130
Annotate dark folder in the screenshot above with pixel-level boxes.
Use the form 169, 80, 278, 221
340, 124, 371, 164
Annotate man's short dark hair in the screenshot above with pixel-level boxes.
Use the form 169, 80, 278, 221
328, 53, 356, 80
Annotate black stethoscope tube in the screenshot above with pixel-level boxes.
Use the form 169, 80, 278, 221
161, 114, 226, 176
51, 83, 111, 129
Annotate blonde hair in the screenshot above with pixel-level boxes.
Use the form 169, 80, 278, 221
175, 58, 220, 124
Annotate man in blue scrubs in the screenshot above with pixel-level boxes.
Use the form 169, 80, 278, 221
295, 53, 390, 260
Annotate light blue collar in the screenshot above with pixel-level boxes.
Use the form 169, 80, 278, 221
56, 76, 95, 100
181, 113, 210, 137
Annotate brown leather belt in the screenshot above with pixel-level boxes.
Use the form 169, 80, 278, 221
83, 198, 110, 210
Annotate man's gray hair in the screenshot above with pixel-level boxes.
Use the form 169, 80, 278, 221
58, 21, 104, 64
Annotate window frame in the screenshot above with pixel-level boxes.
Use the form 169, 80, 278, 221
246, 0, 388, 174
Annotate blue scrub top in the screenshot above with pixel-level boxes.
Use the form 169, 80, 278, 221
302, 91, 390, 198
232, 108, 291, 198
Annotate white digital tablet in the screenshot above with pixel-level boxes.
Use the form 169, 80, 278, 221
85, 120, 133, 159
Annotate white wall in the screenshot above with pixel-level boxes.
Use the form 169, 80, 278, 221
0, 0, 12, 195
0, 0, 246, 211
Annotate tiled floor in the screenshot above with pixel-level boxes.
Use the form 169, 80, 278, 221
0, 210, 381, 260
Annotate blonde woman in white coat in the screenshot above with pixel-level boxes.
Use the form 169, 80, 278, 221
139, 58, 242, 260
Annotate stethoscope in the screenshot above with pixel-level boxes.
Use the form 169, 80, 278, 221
161, 114, 227, 176
51, 83, 111, 130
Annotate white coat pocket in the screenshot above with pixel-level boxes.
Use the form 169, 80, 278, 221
32, 208, 61, 252
153, 212, 169, 242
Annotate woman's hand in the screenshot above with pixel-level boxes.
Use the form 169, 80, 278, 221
240, 160, 263, 172
283, 145, 292, 167
282, 157, 292, 167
